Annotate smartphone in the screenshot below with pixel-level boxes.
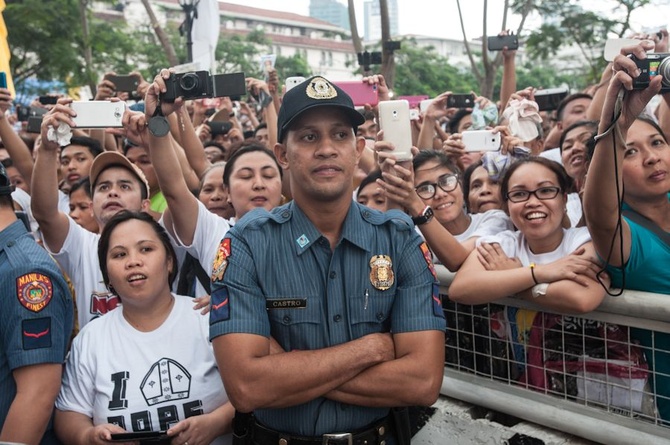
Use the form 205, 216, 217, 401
285, 76, 306, 92
461, 130, 501, 152
71, 101, 126, 128
378, 100, 413, 161
39, 95, 58, 105
396, 95, 429, 109
0, 72, 6, 89
447, 93, 476, 109
419, 99, 433, 114
109, 431, 169, 442
534, 87, 569, 112
603, 38, 639, 62
409, 109, 420, 121
26, 116, 42, 134
333, 81, 379, 107
105, 74, 141, 93
487, 34, 519, 51
206, 121, 232, 136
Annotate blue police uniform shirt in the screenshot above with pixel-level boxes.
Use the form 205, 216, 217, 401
210, 201, 445, 436
0, 219, 74, 443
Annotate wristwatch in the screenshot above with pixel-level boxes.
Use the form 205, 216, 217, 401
531, 283, 549, 298
411, 206, 434, 226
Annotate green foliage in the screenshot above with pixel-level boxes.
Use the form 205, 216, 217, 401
392, 39, 478, 96
274, 54, 312, 80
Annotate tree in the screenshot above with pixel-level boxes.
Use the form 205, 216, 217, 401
392, 39, 479, 97
522, 0, 652, 85
457, 0, 534, 99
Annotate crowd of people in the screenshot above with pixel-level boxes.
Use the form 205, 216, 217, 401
0, 29, 669, 445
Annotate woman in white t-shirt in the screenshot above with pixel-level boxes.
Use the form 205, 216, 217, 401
378, 149, 512, 271
449, 157, 608, 314
54, 211, 233, 445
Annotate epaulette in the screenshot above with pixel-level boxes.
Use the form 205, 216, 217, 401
357, 204, 412, 231
231, 203, 293, 233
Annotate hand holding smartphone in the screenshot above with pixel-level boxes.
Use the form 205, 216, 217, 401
378, 100, 413, 161
461, 130, 501, 152
71, 101, 126, 128
487, 34, 519, 51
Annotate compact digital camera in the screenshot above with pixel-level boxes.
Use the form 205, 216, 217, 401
630, 53, 670, 93
161, 71, 246, 102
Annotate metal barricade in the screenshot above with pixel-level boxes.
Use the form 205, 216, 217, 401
436, 265, 670, 445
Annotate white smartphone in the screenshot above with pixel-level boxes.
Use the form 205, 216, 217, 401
378, 100, 413, 161
419, 99, 434, 114
603, 38, 640, 62
461, 130, 501, 152
71, 101, 126, 128
285, 76, 306, 92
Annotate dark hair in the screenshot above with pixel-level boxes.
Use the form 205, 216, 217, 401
500, 157, 574, 201
204, 140, 227, 154
223, 143, 283, 187
361, 109, 376, 122
413, 149, 461, 176
357, 169, 383, 198
69, 176, 92, 199
448, 109, 472, 134
559, 120, 598, 153
462, 160, 484, 213
556, 93, 592, 122
98, 210, 178, 291
198, 161, 226, 193
65, 136, 103, 158
254, 122, 268, 135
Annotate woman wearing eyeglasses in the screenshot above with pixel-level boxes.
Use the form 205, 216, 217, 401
378, 149, 512, 271
449, 157, 608, 314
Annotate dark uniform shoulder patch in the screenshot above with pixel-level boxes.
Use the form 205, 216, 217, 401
22, 317, 52, 350
17, 272, 53, 313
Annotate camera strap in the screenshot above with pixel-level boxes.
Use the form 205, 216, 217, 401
148, 98, 170, 137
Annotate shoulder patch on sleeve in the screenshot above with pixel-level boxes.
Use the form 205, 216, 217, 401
212, 238, 231, 282
432, 283, 445, 318
22, 317, 52, 350
210, 286, 230, 323
420, 242, 438, 280
17, 272, 53, 313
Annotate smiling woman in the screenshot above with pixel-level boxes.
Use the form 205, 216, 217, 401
449, 157, 608, 314
53, 211, 234, 445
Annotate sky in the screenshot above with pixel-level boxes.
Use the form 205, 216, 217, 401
221, 0, 670, 42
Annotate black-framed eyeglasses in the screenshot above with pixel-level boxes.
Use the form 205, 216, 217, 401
415, 173, 459, 200
506, 186, 561, 203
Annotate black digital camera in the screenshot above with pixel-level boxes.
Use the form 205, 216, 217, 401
161, 71, 247, 102
630, 53, 670, 93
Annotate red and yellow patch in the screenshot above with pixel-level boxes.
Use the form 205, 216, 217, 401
17, 272, 53, 313
420, 242, 437, 279
212, 238, 231, 282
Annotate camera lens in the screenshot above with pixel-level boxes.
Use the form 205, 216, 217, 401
179, 73, 199, 92
659, 57, 670, 87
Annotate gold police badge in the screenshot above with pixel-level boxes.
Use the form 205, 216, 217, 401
306, 77, 338, 100
369, 255, 394, 290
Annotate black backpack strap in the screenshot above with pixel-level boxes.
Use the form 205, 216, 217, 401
622, 208, 670, 247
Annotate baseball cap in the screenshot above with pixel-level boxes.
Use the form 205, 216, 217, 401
277, 76, 365, 142
89, 151, 150, 197
0, 162, 15, 196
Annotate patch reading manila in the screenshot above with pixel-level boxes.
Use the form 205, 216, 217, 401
211, 238, 231, 282
17, 273, 53, 313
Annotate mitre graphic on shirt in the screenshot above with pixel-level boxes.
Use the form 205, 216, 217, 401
140, 358, 191, 406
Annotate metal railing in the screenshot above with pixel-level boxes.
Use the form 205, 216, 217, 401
435, 265, 670, 445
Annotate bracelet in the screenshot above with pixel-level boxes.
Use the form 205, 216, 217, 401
529, 263, 539, 285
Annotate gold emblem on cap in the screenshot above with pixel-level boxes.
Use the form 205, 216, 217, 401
369, 255, 394, 290
306, 77, 338, 100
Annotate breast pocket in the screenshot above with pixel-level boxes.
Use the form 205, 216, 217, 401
349, 289, 394, 338
267, 296, 323, 352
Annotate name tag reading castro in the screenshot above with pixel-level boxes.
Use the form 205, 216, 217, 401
266, 299, 307, 310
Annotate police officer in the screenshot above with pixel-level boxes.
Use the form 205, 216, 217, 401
210, 76, 446, 444
0, 162, 74, 444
